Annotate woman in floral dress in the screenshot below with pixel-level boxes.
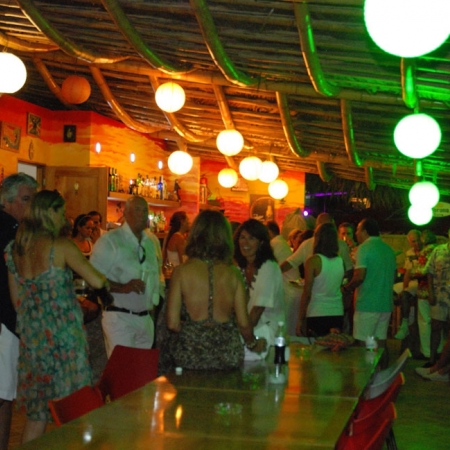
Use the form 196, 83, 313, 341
6, 190, 109, 443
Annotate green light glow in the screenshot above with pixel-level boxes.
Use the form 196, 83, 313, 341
409, 181, 440, 208
364, 0, 450, 57
394, 114, 441, 159
408, 204, 433, 226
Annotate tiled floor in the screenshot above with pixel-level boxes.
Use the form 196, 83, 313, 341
8, 339, 450, 449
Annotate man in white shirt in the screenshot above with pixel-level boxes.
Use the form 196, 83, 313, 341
90, 196, 165, 357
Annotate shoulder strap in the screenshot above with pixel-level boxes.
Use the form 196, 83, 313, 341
207, 261, 214, 320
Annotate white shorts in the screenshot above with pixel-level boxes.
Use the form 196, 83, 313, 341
353, 311, 392, 341
0, 325, 19, 401
101, 311, 154, 358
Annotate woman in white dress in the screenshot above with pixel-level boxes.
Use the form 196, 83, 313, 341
233, 219, 285, 351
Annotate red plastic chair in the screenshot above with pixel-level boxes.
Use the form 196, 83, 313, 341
48, 385, 104, 427
336, 373, 404, 450
96, 345, 159, 401
336, 402, 397, 450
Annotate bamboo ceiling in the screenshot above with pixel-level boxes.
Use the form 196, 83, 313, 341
2, 0, 450, 194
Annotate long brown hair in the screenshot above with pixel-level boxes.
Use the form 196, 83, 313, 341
313, 223, 339, 258
185, 210, 233, 263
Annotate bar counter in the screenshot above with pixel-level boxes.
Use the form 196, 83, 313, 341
18, 343, 382, 449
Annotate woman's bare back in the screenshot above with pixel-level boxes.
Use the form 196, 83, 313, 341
179, 259, 241, 323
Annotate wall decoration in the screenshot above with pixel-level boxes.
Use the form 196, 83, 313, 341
250, 195, 275, 222
27, 112, 41, 137
63, 124, 77, 142
0, 121, 21, 151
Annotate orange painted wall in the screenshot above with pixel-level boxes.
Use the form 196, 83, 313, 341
0, 95, 305, 227
200, 160, 305, 227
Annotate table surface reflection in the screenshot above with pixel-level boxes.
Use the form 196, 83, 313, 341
19, 344, 382, 449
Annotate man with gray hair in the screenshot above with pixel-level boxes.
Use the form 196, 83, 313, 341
90, 196, 165, 358
0, 173, 38, 450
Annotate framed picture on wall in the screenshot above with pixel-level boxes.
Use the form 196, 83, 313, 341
250, 195, 275, 223
27, 113, 41, 137
0, 121, 21, 152
63, 124, 76, 142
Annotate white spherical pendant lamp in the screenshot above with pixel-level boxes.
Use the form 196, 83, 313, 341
168, 150, 193, 175
0, 53, 27, 93
408, 204, 433, 226
216, 129, 244, 156
268, 179, 289, 199
364, 0, 450, 58
239, 156, 262, 181
155, 82, 185, 113
61, 75, 91, 104
409, 181, 440, 208
394, 113, 441, 159
258, 160, 279, 183
218, 168, 238, 188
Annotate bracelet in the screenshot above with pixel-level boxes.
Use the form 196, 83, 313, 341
245, 337, 258, 350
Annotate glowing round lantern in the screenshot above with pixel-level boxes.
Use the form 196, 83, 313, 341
168, 150, 193, 175
364, 0, 450, 57
258, 161, 279, 183
394, 113, 441, 159
61, 75, 91, 104
409, 181, 440, 208
268, 179, 289, 199
0, 53, 27, 93
408, 204, 433, 226
218, 168, 238, 188
216, 130, 244, 156
239, 156, 262, 181
155, 82, 185, 113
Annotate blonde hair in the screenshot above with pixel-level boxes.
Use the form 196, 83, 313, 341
15, 190, 65, 256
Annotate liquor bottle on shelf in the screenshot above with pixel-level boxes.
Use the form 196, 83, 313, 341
151, 177, 157, 198
143, 175, 150, 197
114, 169, 123, 192
109, 167, 115, 192
136, 173, 142, 195
162, 176, 167, 200
157, 176, 164, 200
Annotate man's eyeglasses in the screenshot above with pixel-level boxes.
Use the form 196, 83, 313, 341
138, 244, 146, 264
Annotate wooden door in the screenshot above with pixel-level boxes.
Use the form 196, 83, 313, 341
44, 166, 108, 222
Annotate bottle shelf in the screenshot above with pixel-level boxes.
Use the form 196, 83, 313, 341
107, 192, 181, 208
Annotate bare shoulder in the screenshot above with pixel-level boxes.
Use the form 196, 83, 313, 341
53, 237, 82, 257
305, 254, 319, 266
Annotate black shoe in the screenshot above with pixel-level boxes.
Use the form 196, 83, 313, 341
422, 362, 434, 368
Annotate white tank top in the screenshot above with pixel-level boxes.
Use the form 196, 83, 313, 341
308, 254, 344, 317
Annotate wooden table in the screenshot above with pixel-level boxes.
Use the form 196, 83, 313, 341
19, 344, 382, 449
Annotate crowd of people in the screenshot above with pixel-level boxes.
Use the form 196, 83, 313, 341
1, 171, 450, 447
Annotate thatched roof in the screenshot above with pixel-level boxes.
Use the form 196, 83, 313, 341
2, 0, 450, 194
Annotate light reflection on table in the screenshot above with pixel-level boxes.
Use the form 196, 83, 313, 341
18, 344, 382, 449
